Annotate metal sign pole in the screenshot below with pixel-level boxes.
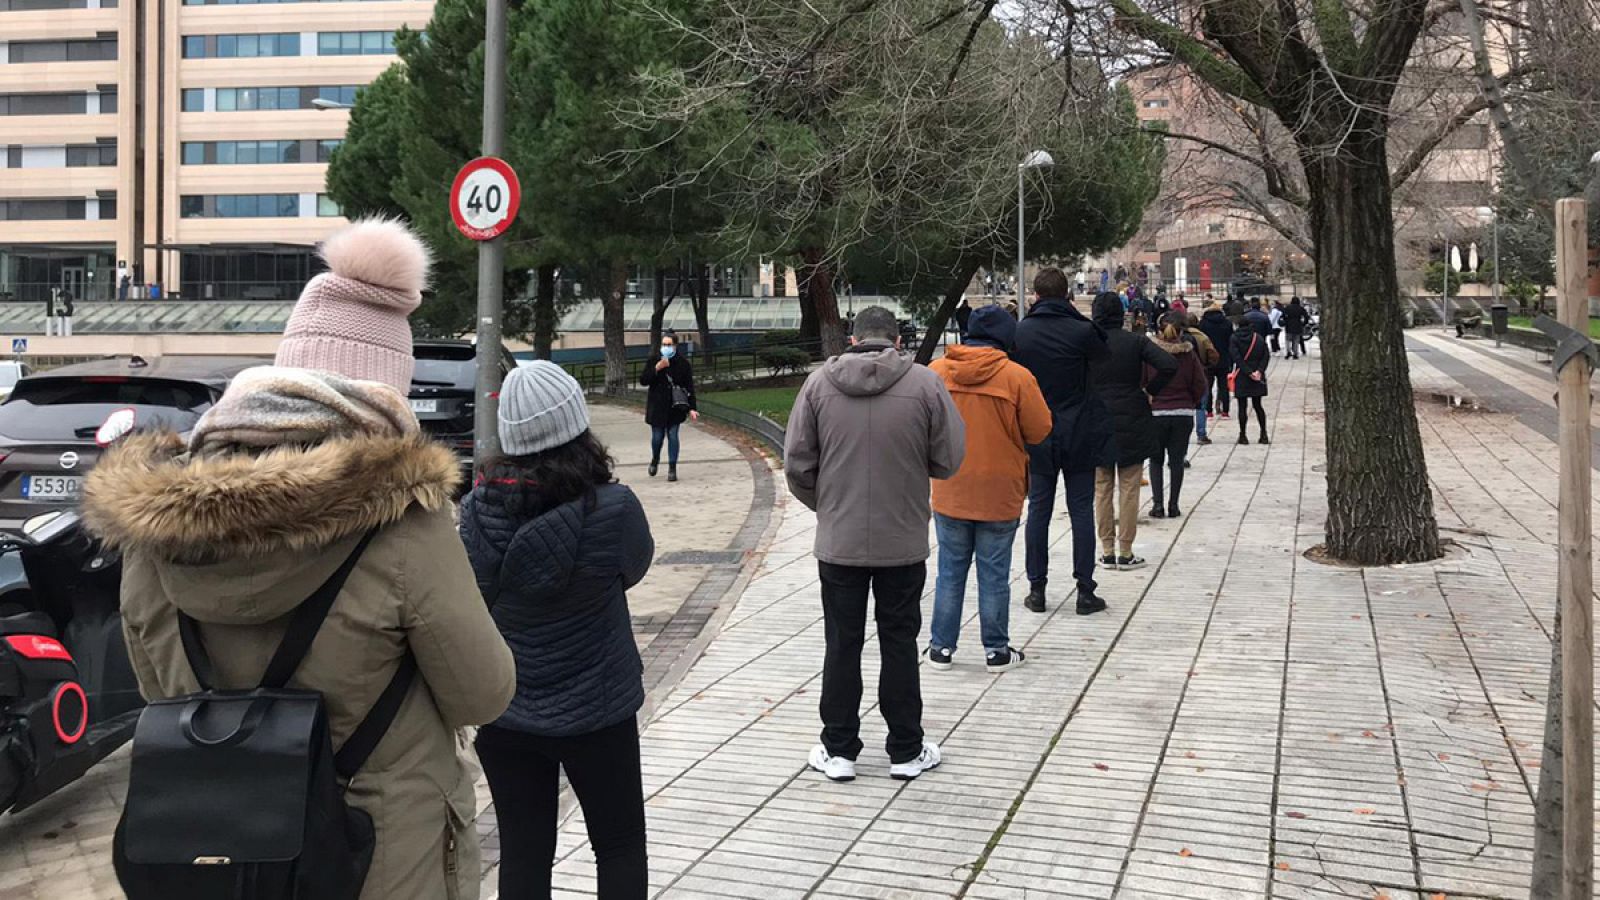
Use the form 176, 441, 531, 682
472, 0, 508, 475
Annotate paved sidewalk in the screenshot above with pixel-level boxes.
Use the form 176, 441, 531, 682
541, 339, 1579, 899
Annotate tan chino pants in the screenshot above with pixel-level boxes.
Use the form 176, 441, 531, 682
1095, 465, 1143, 556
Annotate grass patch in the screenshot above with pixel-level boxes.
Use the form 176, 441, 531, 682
706, 384, 802, 426
1506, 315, 1600, 338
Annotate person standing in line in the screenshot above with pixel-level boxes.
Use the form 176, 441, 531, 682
1232, 312, 1271, 445
1013, 269, 1112, 615
1184, 310, 1220, 445
1267, 300, 1285, 354
1089, 291, 1177, 569
785, 306, 964, 783
1282, 296, 1310, 359
83, 218, 516, 900
460, 362, 652, 900
1198, 302, 1234, 422
638, 329, 698, 482
1148, 313, 1209, 518
925, 305, 1052, 673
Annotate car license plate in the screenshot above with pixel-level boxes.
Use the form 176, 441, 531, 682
24, 475, 83, 501
410, 399, 438, 414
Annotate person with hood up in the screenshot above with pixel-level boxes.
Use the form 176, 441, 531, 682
1282, 296, 1310, 359
1147, 313, 1209, 517
1232, 308, 1272, 444
785, 306, 964, 784
925, 305, 1052, 673
1013, 269, 1111, 616
459, 362, 653, 899
1198, 302, 1235, 421
1089, 291, 1178, 570
83, 218, 517, 900
1183, 311, 1221, 445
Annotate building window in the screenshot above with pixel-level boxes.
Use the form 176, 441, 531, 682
316, 31, 394, 55
1141, 98, 1170, 109
182, 33, 299, 58
182, 143, 205, 165
318, 85, 358, 106
99, 89, 116, 113
7, 39, 117, 63
0, 198, 88, 221
182, 89, 205, 112
65, 143, 116, 166
317, 139, 342, 162
0, 0, 90, 10
317, 194, 341, 217
181, 194, 301, 217
98, 195, 116, 219
0, 93, 89, 116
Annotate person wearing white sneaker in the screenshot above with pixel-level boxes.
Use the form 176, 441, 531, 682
889, 742, 942, 781
808, 745, 857, 782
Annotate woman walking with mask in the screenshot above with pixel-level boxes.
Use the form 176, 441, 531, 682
639, 329, 698, 481
461, 361, 654, 899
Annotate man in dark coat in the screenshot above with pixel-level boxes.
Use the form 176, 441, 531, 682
1281, 296, 1310, 359
1089, 293, 1177, 571
1013, 268, 1111, 616
1198, 303, 1234, 418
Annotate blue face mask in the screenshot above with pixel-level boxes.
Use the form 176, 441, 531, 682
661, 345, 676, 359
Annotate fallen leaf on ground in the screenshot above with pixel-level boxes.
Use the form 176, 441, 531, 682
1093, 763, 1110, 771
1362, 730, 1377, 738
1430, 893, 1448, 900
1276, 862, 1291, 871
1285, 811, 1308, 819
1184, 751, 1197, 759
1436, 753, 1451, 761
1354, 808, 1376, 815
1178, 848, 1193, 857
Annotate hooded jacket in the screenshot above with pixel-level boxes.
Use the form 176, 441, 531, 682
459, 481, 650, 737
1013, 296, 1111, 473
784, 342, 966, 566
1231, 327, 1270, 398
929, 344, 1052, 522
1147, 334, 1210, 412
1199, 308, 1235, 372
1281, 300, 1310, 333
83, 432, 515, 900
1089, 292, 1178, 467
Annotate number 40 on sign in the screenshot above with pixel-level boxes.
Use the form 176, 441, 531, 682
449, 157, 522, 241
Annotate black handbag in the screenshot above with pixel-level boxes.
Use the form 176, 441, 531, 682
113, 528, 417, 900
670, 379, 692, 412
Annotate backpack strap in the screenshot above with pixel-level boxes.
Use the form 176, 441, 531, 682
258, 528, 379, 689
177, 612, 216, 691
334, 654, 416, 779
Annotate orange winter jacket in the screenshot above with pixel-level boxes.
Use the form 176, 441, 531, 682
930, 344, 1053, 522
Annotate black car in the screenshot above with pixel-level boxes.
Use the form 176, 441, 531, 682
410, 341, 517, 478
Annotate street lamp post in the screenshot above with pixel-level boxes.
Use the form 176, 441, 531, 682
1017, 150, 1054, 315
1442, 233, 1452, 332
1173, 218, 1186, 295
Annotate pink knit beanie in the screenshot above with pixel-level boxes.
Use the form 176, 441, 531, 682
275, 218, 430, 392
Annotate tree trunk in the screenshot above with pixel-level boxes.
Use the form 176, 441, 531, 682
917, 257, 983, 365
799, 247, 846, 358
532, 263, 556, 359
602, 262, 629, 395
1303, 137, 1443, 565
1533, 612, 1565, 899
649, 266, 668, 349
797, 259, 819, 349
692, 261, 714, 356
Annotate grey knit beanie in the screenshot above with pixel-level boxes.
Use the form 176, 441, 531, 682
497, 361, 590, 456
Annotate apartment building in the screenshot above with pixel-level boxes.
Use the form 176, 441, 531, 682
0, 0, 431, 304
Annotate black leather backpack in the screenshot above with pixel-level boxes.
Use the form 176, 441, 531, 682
113, 529, 417, 899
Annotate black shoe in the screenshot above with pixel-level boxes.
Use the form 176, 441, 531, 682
1076, 594, 1108, 616
1100, 553, 1118, 567
985, 647, 1026, 672
1168, 505, 1182, 518
1237, 434, 1250, 445
1115, 554, 1146, 570
926, 646, 954, 670
649, 462, 659, 477
668, 465, 678, 482
1198, 435, 1213, 445
1025, 587, 1046, 613
1257, 434, 1270, 445
1150, 504, 1167, 519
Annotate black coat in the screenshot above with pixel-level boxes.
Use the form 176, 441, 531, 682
1281, 302, 1309, 333
1088, 295, 1178, 467
1198, 309, 1234, 373
459, 482, 653, 737
1014, 296, 1111, 473
1230, 328, 1270, 398
639, 354, 696, 428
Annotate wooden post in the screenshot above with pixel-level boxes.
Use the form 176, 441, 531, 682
1556, 196, 1593, 900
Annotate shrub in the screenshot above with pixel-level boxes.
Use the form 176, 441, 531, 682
759, 346, 811, 376
758, 330, 802, 352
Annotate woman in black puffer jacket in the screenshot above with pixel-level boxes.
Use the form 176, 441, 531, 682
459, 361, 653, 900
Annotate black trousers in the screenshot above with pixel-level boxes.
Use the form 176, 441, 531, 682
818, 561, 925, 765
1210, 373, 1230, 414
476, 719, 648, 900
1237, 395, 1268, 437
1150, 416, 1193, 508
1269, 328, 1282, 353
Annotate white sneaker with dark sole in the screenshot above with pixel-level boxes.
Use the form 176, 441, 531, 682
808, 744, 856, 782
889, 742, 942, 781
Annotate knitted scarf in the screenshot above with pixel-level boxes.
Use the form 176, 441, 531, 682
189, 366, 419, 454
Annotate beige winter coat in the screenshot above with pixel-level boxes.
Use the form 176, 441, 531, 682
83, 432, 516, 900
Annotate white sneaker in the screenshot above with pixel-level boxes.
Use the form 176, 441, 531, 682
889, 742, 942, 781
808, 744, 856, 782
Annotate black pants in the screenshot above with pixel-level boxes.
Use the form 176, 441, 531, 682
475, 719, 648, 900
1210, 372, 1230, 414
1150, 416, 1193, 509
1269, 328, 1282, 353
1237, 395, 1268, 438
1025, 449, 1098, 598
818, 561, 925, 765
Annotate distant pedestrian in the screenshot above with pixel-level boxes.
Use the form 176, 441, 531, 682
85, 219, 515, 900
1184, 311, 1220, 445
785, 306, 964, 783
461, 363, 653, 900
1282, 296, 1309, 359
639, 329, 698, 482
1268, 300, 1284, 354
1148, 313, 1208, 517
1013, 269, 1112, 616
1231, 313, 1271, 445
926, 305, 1052, 673
1199, 302, 1234, 421
1224, 293, 1244, 320
1089, 291, 1177, 570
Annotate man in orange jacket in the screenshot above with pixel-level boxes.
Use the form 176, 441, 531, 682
927, 305, 1053, 672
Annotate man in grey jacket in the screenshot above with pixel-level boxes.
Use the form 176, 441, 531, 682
785, 306, 966, 783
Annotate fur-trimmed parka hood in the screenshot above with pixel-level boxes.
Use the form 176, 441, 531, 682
84, 430, 460, 564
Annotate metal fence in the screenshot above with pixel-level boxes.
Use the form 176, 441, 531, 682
694, 398, 787, 460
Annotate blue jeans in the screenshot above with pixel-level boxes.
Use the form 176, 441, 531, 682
650, 423, 681, 465
1024, 449, 1098, 598
1195, 389, 1210, 438
929, 514, 1019, 653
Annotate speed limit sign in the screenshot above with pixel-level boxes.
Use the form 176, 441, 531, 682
449, 157, 521, 241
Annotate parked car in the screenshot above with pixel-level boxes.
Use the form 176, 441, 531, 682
410, 341, 517, 479
0, 362, 33, 404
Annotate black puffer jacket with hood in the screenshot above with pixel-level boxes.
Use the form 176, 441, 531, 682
459, 481, 653, 737
1089, 292, 1178, 468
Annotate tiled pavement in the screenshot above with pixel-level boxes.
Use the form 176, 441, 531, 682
541, 336, 1592, 899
